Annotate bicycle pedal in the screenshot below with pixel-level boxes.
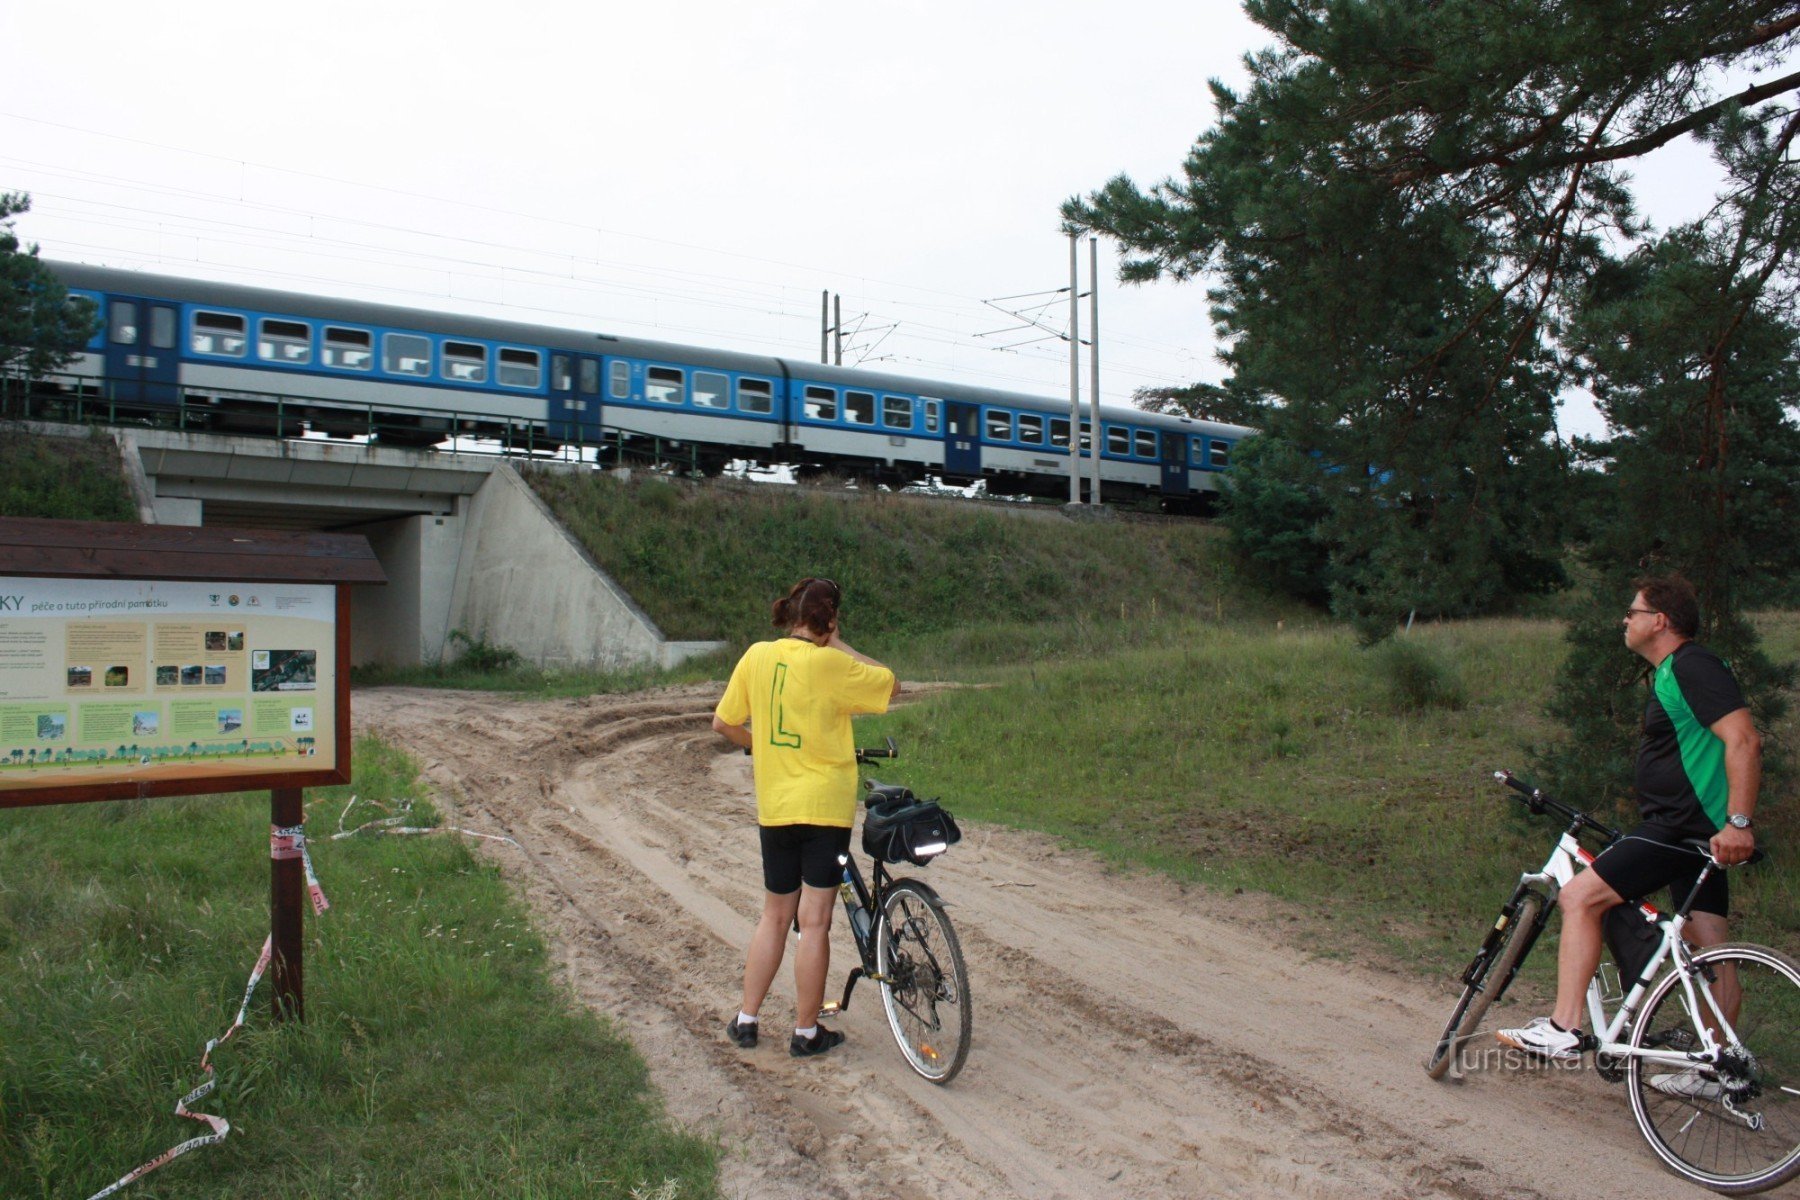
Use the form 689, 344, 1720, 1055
818, 1001, 842, 1016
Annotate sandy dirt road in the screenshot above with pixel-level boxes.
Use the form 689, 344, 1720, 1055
355, 685, 1733, 1200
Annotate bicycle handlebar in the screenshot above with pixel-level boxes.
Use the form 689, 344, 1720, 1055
856, 736, 898, 764
1493, 770, 1622, 843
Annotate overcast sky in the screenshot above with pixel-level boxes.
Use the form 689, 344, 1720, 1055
1, 1, 1736, 441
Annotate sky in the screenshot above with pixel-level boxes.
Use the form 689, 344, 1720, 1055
0, 1, 1739, 442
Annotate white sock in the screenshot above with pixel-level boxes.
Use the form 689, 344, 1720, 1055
737, 1012, 758, 1027
795, 1025, 817, 1040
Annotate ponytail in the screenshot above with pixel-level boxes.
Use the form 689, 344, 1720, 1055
772, 577, 841, 639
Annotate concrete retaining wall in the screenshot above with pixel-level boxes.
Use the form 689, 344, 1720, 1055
446, 463, 724, 670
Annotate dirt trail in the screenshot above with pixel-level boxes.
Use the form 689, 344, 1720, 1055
356, 686, 1712, 1200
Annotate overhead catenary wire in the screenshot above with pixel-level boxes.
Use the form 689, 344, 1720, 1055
0, 114, 1223, 403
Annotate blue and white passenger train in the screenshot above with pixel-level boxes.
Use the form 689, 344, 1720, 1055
44, 262, 1251, 511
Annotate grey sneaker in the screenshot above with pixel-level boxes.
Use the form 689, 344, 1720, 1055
1650, 1069, 1724, 1101
1497, 1016, 1582, 1061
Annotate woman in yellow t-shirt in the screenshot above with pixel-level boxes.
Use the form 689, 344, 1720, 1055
711, 577, 898, 1058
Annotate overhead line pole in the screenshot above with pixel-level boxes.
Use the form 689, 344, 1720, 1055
1068, 232, 1081, 505
1088, 236, 1102, 507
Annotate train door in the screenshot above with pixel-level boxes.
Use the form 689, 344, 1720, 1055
1160, 432, 1190, 498
548, 352, 604, 447
100, 295, 179, 409
944, 402, 980, 481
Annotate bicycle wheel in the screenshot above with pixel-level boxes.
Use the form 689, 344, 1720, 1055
1627, 943, 1800, 1194
876, 878, 971, 1084
1425, 892, 1544, 1079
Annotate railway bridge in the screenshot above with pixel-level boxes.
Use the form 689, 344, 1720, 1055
18, 421, 722, 670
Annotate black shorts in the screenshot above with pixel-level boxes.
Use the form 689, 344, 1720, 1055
759, 823, 851, 894
1590, 824, 1729, 918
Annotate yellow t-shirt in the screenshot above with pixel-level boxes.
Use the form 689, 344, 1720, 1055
715, 638, 895, 827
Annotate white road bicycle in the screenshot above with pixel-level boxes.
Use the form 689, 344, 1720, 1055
1425, 771, 1800, 1195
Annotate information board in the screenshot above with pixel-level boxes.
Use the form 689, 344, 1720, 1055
0, 576, 337, 796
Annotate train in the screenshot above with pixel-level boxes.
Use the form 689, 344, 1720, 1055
39, 261, 1252, 511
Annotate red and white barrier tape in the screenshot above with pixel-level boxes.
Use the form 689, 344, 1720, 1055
332, 794, 520, 849
84, 936, 274, 1200
271, 823, 330, 914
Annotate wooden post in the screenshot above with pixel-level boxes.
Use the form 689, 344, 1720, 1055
271, 787, 305, 1023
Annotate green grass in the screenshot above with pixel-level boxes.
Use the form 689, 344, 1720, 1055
0, 736, 715, 1200
526, 469, 1296, 649
861, 615, 1800, 976
350, 651, 734, 697
0, 428, 136, 522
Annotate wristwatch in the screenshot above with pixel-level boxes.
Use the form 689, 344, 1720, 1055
1727, 813, 1754, 830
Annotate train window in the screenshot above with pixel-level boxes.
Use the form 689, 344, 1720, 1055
1190, 435, 1207, 466
881, 395, 913, 429
923, 399, 940, 433
610, 361, 631, 399
498, 347, 541, 389
844, 390, 875, 426
1050, 417, 1070, 448
149, 307, 176, 350
551, 355, 573, 392
1105, 426, 1130, 455
191, 310, 245, 356
324, 326, 373, 371
1135, 429, 1156, 458
646, 366, 684, 404
693, 371, 729, 409
580, 359, 600, 395
383, 332, 432, 376
737, 378, 773, 414
259, 318, 312, 365
986, 410, 1014, 441
1017, 413, 1044, 444
804, 385, 836, 421
444, 341, 488, 383
107, 301, 139, 346
1080, 420, 1093, 453
1210, 439, 1231, 469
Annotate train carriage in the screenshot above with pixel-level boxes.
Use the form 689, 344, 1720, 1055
40, 262, 1252, 510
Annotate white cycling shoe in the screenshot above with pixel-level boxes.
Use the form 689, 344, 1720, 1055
1496, 1016, 1582, 1061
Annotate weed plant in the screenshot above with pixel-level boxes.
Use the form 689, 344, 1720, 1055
0, 737, 715, 1199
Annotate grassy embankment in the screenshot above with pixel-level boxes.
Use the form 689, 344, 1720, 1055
0, 739, 716, 1199
0, 427, 138, 521
527, 471, 1798, 980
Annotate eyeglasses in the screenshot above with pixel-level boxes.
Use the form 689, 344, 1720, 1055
1624, 607, 1660, 620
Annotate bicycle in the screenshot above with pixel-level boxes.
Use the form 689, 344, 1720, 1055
812, 738, 972, 1084
1424, 770, 1800, 1194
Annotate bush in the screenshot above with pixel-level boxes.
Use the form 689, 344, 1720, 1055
1372, 636, 1467, 712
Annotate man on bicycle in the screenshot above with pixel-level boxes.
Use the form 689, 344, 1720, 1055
1498, 574, 1761, 1077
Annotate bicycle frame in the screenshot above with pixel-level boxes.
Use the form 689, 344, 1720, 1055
820, 846, 893, 1016
1513, 824, 1741, 1077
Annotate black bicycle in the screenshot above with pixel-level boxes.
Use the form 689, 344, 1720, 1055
816, 738, 972, 1084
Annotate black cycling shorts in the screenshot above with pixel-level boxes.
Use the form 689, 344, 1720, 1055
1590, 824, 1729, 918
759, 823, 851, 894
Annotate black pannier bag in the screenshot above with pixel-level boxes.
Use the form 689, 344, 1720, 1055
862, 786, 962, 866
1604, 902, 1663, 991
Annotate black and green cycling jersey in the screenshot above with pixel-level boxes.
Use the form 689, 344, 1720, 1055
1635, 642, 1746, 837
